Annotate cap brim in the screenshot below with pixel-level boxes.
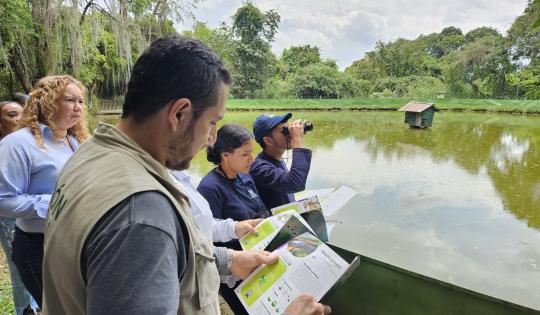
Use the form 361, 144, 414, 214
269, 112, 292, 130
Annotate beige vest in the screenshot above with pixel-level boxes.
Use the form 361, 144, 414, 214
42, 123, 220, 315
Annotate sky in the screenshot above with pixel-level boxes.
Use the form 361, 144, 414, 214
178, 0, 529, 70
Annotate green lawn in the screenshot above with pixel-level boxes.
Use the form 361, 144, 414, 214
225, 98, 540, 114
0, 250, 14, 314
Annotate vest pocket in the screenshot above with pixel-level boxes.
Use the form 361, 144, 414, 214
194, 247, 220, 309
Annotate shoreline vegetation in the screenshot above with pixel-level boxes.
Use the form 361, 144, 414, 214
221, 98, 540, 114
94, 98, 540, 117
0, 251, 14, 314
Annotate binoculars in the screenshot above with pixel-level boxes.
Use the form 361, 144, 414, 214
281, 122, 314, 136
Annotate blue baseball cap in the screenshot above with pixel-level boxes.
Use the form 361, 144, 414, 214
253, 113, 292, 145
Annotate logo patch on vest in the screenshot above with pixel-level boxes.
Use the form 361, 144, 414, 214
50, 184, 68, 221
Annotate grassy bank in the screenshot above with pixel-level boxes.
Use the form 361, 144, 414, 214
225, 98, 540, 114
1, 250, 14, 314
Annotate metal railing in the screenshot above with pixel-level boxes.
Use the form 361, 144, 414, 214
97, 99, 123, 115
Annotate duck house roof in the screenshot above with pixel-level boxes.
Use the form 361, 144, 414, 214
398, 101, 437, 113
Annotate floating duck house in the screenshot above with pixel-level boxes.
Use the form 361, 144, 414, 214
398, 101, 438, 128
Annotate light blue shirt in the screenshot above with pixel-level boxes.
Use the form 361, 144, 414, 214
0, 124, 78, 233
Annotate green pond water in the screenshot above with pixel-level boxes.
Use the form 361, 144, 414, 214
97, 111, 540, 310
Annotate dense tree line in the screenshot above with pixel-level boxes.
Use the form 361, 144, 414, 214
0, 0, 196, 101
0, 0, 538, 102
345, 7, 540, 100
184, 0, 539, 100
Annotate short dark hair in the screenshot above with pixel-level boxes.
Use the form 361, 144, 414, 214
122, 33, 231, 122
0, 101, 20, 112
207, 124, 253, 165
0, 101, 13, 108
259, 131, 271, 149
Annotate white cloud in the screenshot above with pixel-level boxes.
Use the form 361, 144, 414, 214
179, 0, 529, 69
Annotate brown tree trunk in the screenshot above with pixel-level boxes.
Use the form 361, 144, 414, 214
8, 68, 15, 96
31, 0, 51, 78
9, 41, 34, 93
79, 0, 94, 26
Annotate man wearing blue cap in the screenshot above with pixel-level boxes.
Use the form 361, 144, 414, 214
250, 113, 312, 209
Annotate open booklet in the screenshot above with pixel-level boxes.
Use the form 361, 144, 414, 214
240, 209, 328, 251
268, 186, 358, 240
235, 232, 360, 315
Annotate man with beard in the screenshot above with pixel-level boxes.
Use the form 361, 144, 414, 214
41, 34, 329, 315
250, 114, 312, 209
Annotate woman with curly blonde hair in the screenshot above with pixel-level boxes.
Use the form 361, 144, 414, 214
0, 75, 89, 308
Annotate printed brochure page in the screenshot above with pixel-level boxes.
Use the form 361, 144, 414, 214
294, 188, 335, 202
240, 210, 313, 251
235, 232, 350, 315
271, 196, 323, 216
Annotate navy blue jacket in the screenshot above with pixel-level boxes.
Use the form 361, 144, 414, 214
197, 169, 267, 249
249, 148, 312, 209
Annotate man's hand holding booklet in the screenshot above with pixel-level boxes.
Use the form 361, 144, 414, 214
235, 189, 360, 315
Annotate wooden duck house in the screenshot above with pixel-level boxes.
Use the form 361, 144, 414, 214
398, 101, 438, 128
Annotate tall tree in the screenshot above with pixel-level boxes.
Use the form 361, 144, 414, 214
370, 38, 436, 77
345, 57, 381, 81
443, 36, 513, 97
427, 26, 465, 58
507, 0, 540, 62
182, 21, 235, 69
535, 0, 540, 27
0, 0, 199, 98
464, 27, 502, 42
281, 45, 321, 74
0, 0, 35, 92
506, 0, 540, 98
230, 2, 280, 98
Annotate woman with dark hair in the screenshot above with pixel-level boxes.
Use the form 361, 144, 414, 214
0, 101, 38, 314
197, 123, 269, 315
0, 75, 89, 308
198, 124, 270, 239
0, 101, 23, 138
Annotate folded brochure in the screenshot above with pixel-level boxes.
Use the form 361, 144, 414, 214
264, 211, 328, 251
240, 209, 328, 251
235, 232, 359, 314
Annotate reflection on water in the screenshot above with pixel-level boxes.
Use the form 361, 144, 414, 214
492, 133, 530, 173
96, 111, 540, 309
